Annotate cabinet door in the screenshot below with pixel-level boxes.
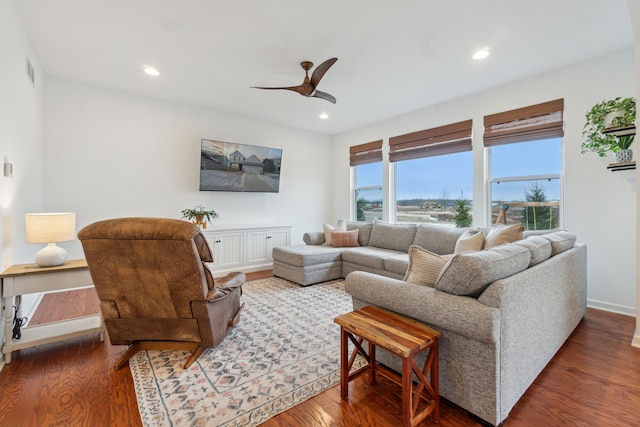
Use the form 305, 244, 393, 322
211, 232, 244, 269
245, 230, 270, 265
268, 229, 290, 259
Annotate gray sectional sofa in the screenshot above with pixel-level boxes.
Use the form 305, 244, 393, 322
272, 220, 587, 426
273, 220, 464, 286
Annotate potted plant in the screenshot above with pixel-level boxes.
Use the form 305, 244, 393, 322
581, 97, 636, 162
181, 205, 218, 229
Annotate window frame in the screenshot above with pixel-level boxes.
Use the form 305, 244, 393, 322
486, 142, 563, 230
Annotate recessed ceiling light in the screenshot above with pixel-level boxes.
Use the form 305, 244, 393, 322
144, 66, 160, 76
319, 113, 329, 120
472, 49, 490, 60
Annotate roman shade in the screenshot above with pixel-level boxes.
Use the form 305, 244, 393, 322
388, 119, 472, 162
350, 140, 383, 166
484, 98, 564, 147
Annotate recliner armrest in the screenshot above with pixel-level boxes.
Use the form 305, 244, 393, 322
205, 272, 246, 300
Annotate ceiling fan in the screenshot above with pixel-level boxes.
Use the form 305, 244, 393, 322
252, 58, 338, 104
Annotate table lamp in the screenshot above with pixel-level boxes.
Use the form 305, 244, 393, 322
25, 212, 77, 267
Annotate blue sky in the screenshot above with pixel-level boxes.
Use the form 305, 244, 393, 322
357, 138, 562, 202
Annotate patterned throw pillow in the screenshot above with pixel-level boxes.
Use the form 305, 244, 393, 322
323, 222, 346, 246
454, 230, 485, 253
403, 245, 453, 287
331, 230, 360, 247
337, 220, 374, 246
484, 224, 524, 248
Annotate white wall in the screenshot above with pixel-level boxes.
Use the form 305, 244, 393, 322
0, 0, 45, 364
0, 0, 44, 268
627, 0, 640, 347
332, 47, 637, 315
42, 77, 333, 259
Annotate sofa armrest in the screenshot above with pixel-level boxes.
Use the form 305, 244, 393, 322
303, 231, 325, 245
476, 243, 587, 420
344, 271, 499, 344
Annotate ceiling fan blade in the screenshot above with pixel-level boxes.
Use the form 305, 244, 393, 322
252, 85, 312, 96
310, 58, 337, 88
311, 90, 336, 104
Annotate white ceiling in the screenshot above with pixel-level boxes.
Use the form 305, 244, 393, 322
16, 0, 635, 135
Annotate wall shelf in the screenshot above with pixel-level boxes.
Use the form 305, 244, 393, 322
607, 161, 636, 171
602, 124, 636, 137
602, 125, 636, 170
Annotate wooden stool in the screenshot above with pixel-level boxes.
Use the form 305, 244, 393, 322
334, 305, 441, 426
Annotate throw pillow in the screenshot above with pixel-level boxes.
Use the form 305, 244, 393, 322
404, 245, 453, 287
454, 230, 485, 254
435, 244, 531, 297
484, 224, 524, 248
337, 220, 373, 246
323, 222, 346, 246
331, 229, 360, 247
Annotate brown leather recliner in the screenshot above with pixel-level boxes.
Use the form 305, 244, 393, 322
78, 217, 245, 369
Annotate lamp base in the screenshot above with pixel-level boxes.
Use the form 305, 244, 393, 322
34, 243, 68, 267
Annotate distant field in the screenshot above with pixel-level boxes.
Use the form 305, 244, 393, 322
363, 203, 559, 230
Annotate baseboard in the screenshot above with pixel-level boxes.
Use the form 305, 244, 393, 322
587, 299, 636, 317
632, 330, 640, 348
212, 263, 273, 278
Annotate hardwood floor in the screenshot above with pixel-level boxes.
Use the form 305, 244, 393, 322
1, 270, 639, 426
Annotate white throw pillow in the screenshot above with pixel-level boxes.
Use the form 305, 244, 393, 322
323, 222, 346, 246
454, 230, 485, 254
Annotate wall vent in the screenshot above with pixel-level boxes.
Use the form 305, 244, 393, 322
26, 56, 35, 85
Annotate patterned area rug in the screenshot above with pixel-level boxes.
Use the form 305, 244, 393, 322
129, 277, 361, 427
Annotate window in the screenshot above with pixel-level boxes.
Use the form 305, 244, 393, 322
351, 141, 383, 221
484, 99, 564, 230
390, 120, 473, 227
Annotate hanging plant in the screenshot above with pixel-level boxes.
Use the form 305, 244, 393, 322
581, 97, 635, 157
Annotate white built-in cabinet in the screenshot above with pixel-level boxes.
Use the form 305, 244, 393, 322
201, 225, 291, 276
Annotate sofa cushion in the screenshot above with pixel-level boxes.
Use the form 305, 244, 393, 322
338, 220, 373, 246
454, 229, 485, 253
435, 244, 531, 297
323, 222, 346, 246
303, 231, 325, 245
412, 224, 467, 255
404, 245, 453, 287
368, 221, 417, 252
542, 231, 576, 255
331, 230, 360, 247
484, 224, 524, 248
341, 246, 403, 270
514, 236, 552, 267
272, 244, 343, 267
384, 253, 409, 276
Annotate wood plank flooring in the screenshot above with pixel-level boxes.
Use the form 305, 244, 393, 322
1, 270, 639, 426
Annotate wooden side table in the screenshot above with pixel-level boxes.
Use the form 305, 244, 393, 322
334, 305, 441, 427
1, 259, 105, 363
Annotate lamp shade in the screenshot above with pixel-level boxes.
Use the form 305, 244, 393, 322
25, 213, 77, 243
